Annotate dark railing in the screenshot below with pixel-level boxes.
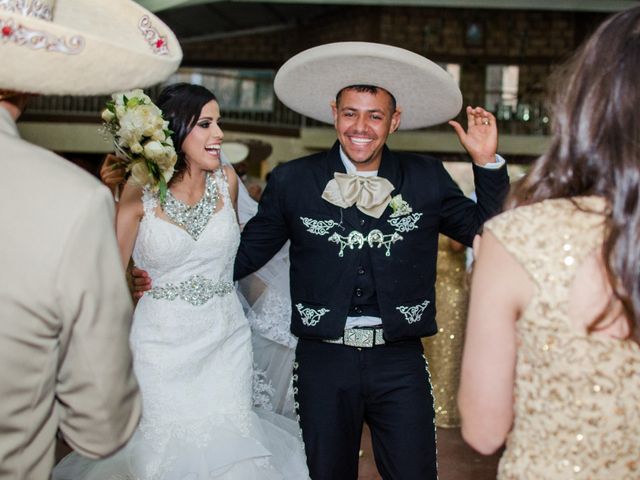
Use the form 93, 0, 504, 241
23, 93, 550, 136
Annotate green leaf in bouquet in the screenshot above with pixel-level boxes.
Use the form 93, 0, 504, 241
147, 160, 160, 176
158, 177, 168, 204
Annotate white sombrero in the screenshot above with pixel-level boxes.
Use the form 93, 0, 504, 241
274, 42, 462, 130
221, 141, 249, 165
0, 0, 182, 95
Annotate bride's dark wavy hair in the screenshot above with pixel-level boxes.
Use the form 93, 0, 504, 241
506, 6, 640, 341
156, 83, 218, 184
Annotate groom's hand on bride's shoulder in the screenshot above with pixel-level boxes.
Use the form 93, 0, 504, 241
128, 266, 152, 300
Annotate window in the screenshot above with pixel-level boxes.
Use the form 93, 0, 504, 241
166, 67, 275, 112
485, 65, 519, 115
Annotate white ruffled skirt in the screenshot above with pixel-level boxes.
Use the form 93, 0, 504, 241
53, 407, 309, 479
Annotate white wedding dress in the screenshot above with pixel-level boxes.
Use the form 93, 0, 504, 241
53, 170, 309, 480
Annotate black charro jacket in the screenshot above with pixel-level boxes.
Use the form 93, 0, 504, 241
234, 141, 509, 341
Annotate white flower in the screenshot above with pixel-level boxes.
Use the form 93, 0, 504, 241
151, 128, 167, 142
130, 142, 144, 154
143, 140, 166, 161
101, 109, 115, 122
157, 150, 177, 171
117, 108, 148, 146
129, 161, 152, 187
389, 194, 413, 217
112, 93, 125, 106
162, 166, 175, 183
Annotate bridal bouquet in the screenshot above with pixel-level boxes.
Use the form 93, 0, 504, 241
101, 89, 177, 201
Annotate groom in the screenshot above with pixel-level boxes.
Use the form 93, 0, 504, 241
234, 43, 509, 479
132, 42, 508, 478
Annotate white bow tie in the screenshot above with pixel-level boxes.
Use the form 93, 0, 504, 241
321, 172, 394, 218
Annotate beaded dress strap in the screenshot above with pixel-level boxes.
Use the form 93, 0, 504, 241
215, 166, 231, 204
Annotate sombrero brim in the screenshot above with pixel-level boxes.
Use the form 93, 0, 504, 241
274, 42, 462, 130
222, 142, 250, 164
0, 0, 182, 95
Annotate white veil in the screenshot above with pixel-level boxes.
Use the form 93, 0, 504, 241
223, 153, 297, 419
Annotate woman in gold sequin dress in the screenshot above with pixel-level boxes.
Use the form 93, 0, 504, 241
422, 235, 468, 427
458, 7, 640, 479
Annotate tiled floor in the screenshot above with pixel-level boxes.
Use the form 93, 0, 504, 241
358, 424, 501, 480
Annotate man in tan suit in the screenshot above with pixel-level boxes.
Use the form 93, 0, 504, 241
0, 1, 181, 478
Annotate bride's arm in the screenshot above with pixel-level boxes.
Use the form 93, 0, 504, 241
223, 164, 240, 220
115, 182, 144, 271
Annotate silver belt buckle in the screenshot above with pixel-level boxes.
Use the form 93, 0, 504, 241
324, 327, 384, 348
344, 328, 374, 348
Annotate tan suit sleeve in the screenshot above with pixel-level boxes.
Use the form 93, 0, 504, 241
54, 185, 141, 459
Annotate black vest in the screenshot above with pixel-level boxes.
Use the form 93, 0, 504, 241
348, 209, 380, 318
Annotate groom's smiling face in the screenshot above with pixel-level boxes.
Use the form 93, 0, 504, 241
331, 87, 401, 172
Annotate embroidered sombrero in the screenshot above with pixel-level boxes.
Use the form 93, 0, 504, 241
0, 0, 182, 95
274, 42, 462, 130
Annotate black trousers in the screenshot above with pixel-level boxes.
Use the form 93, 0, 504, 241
293, 337, 437, 480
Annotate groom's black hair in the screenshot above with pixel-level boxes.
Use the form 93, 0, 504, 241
156, 83, 218, 184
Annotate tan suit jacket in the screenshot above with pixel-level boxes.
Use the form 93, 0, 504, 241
0, 107, 141, 479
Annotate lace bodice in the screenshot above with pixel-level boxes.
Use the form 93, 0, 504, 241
485, 197, 640, 479
132, 169, 239, 286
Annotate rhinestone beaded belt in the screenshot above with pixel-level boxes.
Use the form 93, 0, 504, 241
148, 274, 234, 306
323, 327, 385, 348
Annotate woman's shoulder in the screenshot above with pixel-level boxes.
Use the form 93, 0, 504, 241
484, 196, 607, 269
487, 196, 607, 234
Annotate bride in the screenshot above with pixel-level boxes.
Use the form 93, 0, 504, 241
53, 83, 309, 479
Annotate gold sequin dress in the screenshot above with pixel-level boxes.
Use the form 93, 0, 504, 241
485, 196, 640, 479
422, 235, 469, 427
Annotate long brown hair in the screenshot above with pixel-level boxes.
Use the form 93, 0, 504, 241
506, 7, 640, 341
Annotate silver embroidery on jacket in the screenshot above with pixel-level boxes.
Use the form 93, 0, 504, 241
396, 299, 430, 324
295, 303, 330, 327
300, 217, 339, 236
387, 212, 423, 232
328, 229, 403, 257
366, 229, 403, 256
327, 231, 364, 257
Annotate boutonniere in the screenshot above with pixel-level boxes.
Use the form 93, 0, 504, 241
389, 194, 413, 217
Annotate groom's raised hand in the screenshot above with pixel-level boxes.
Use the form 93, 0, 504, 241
448, 106, 498, 167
